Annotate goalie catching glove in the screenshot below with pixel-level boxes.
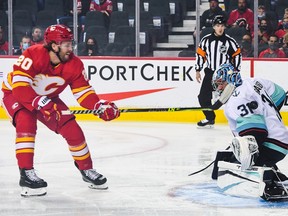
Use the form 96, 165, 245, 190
32, 96, 61, 121
230, 135, 259, 170
94, 100, 120, 121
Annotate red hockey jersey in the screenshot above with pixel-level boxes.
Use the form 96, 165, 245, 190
2, 45, 99, 111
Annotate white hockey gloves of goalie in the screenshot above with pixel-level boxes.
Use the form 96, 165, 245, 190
210, 83, 236, 110
230, 135, 259, 170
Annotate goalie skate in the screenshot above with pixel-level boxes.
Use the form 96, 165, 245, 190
260, 170, 288, 201
19, 168, 47, 197
261, 181, 288, 201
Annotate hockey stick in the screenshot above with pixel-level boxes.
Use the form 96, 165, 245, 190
61, 107, 212, 115
188, 160, 215, 176
188, 145, 231, 177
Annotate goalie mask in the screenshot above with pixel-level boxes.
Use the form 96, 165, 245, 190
212, 63, 242, 95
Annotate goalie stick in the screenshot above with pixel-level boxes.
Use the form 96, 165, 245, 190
188, 160, 215, 176
188, 146, 231, 177
61, 107, 213, 115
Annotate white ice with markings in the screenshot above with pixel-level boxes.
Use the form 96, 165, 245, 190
1, 120, 288, 216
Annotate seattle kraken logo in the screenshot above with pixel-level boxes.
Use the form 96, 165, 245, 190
232, 90, 240, 97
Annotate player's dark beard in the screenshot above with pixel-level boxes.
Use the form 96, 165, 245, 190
51, 46, 64, 64
56, 52, 64, 63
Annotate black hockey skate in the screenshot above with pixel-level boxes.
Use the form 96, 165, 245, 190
75, 162, 108, 190
19, 168, 47, 197
197, 119, 215, 128
261, 181, 288, 201
260, 169, 288, 201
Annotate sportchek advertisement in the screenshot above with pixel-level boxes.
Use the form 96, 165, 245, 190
0, 57, 287, 111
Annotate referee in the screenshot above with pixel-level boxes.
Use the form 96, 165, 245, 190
195, 15, 242, 128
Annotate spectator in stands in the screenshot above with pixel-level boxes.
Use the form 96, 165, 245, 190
63, 0, 90, 41
200, 0, 227, 29
258, 18, 274, 44
275, 16, 288, 43
257, 5, 266, 24
277, 14, 288, 30
30, 26, 44, 45
90, 0, 112, 17
258, 4, 278, 31
89, 0, 113, 29
193, 0, 227, 42
259, 35, 286, 58
64, 0, 90, 28
241, 33, 253, 57
280, 32, 288, 57
79, 36, 99, 56
14, 35, 31, 55
284, 8, 288, 18
227, 0, 254, 33
0, 25, 8, 55
276, 7, 288, 31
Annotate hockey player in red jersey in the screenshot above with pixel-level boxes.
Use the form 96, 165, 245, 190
1, 24, 120, 197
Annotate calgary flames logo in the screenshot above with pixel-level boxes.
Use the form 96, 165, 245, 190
31, 74, 65, 95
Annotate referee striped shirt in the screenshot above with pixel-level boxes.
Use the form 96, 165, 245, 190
195, 32, 242, 72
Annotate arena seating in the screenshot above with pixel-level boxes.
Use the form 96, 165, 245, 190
3, 0, 288, 57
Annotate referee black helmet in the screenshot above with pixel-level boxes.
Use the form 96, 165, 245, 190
212, 15, 226, 26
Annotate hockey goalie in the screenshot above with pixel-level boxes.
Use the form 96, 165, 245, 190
210, 63, 288, 201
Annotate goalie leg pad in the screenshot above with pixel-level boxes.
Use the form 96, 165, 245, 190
21, 187, 47, 197
230, 135, 259, 170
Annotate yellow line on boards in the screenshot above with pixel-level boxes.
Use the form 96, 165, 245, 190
1, 107, 288, 125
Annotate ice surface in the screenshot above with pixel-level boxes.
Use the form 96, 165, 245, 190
1, 120, 288, 216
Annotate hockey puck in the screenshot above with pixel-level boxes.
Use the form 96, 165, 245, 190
249, 101, 258, 109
